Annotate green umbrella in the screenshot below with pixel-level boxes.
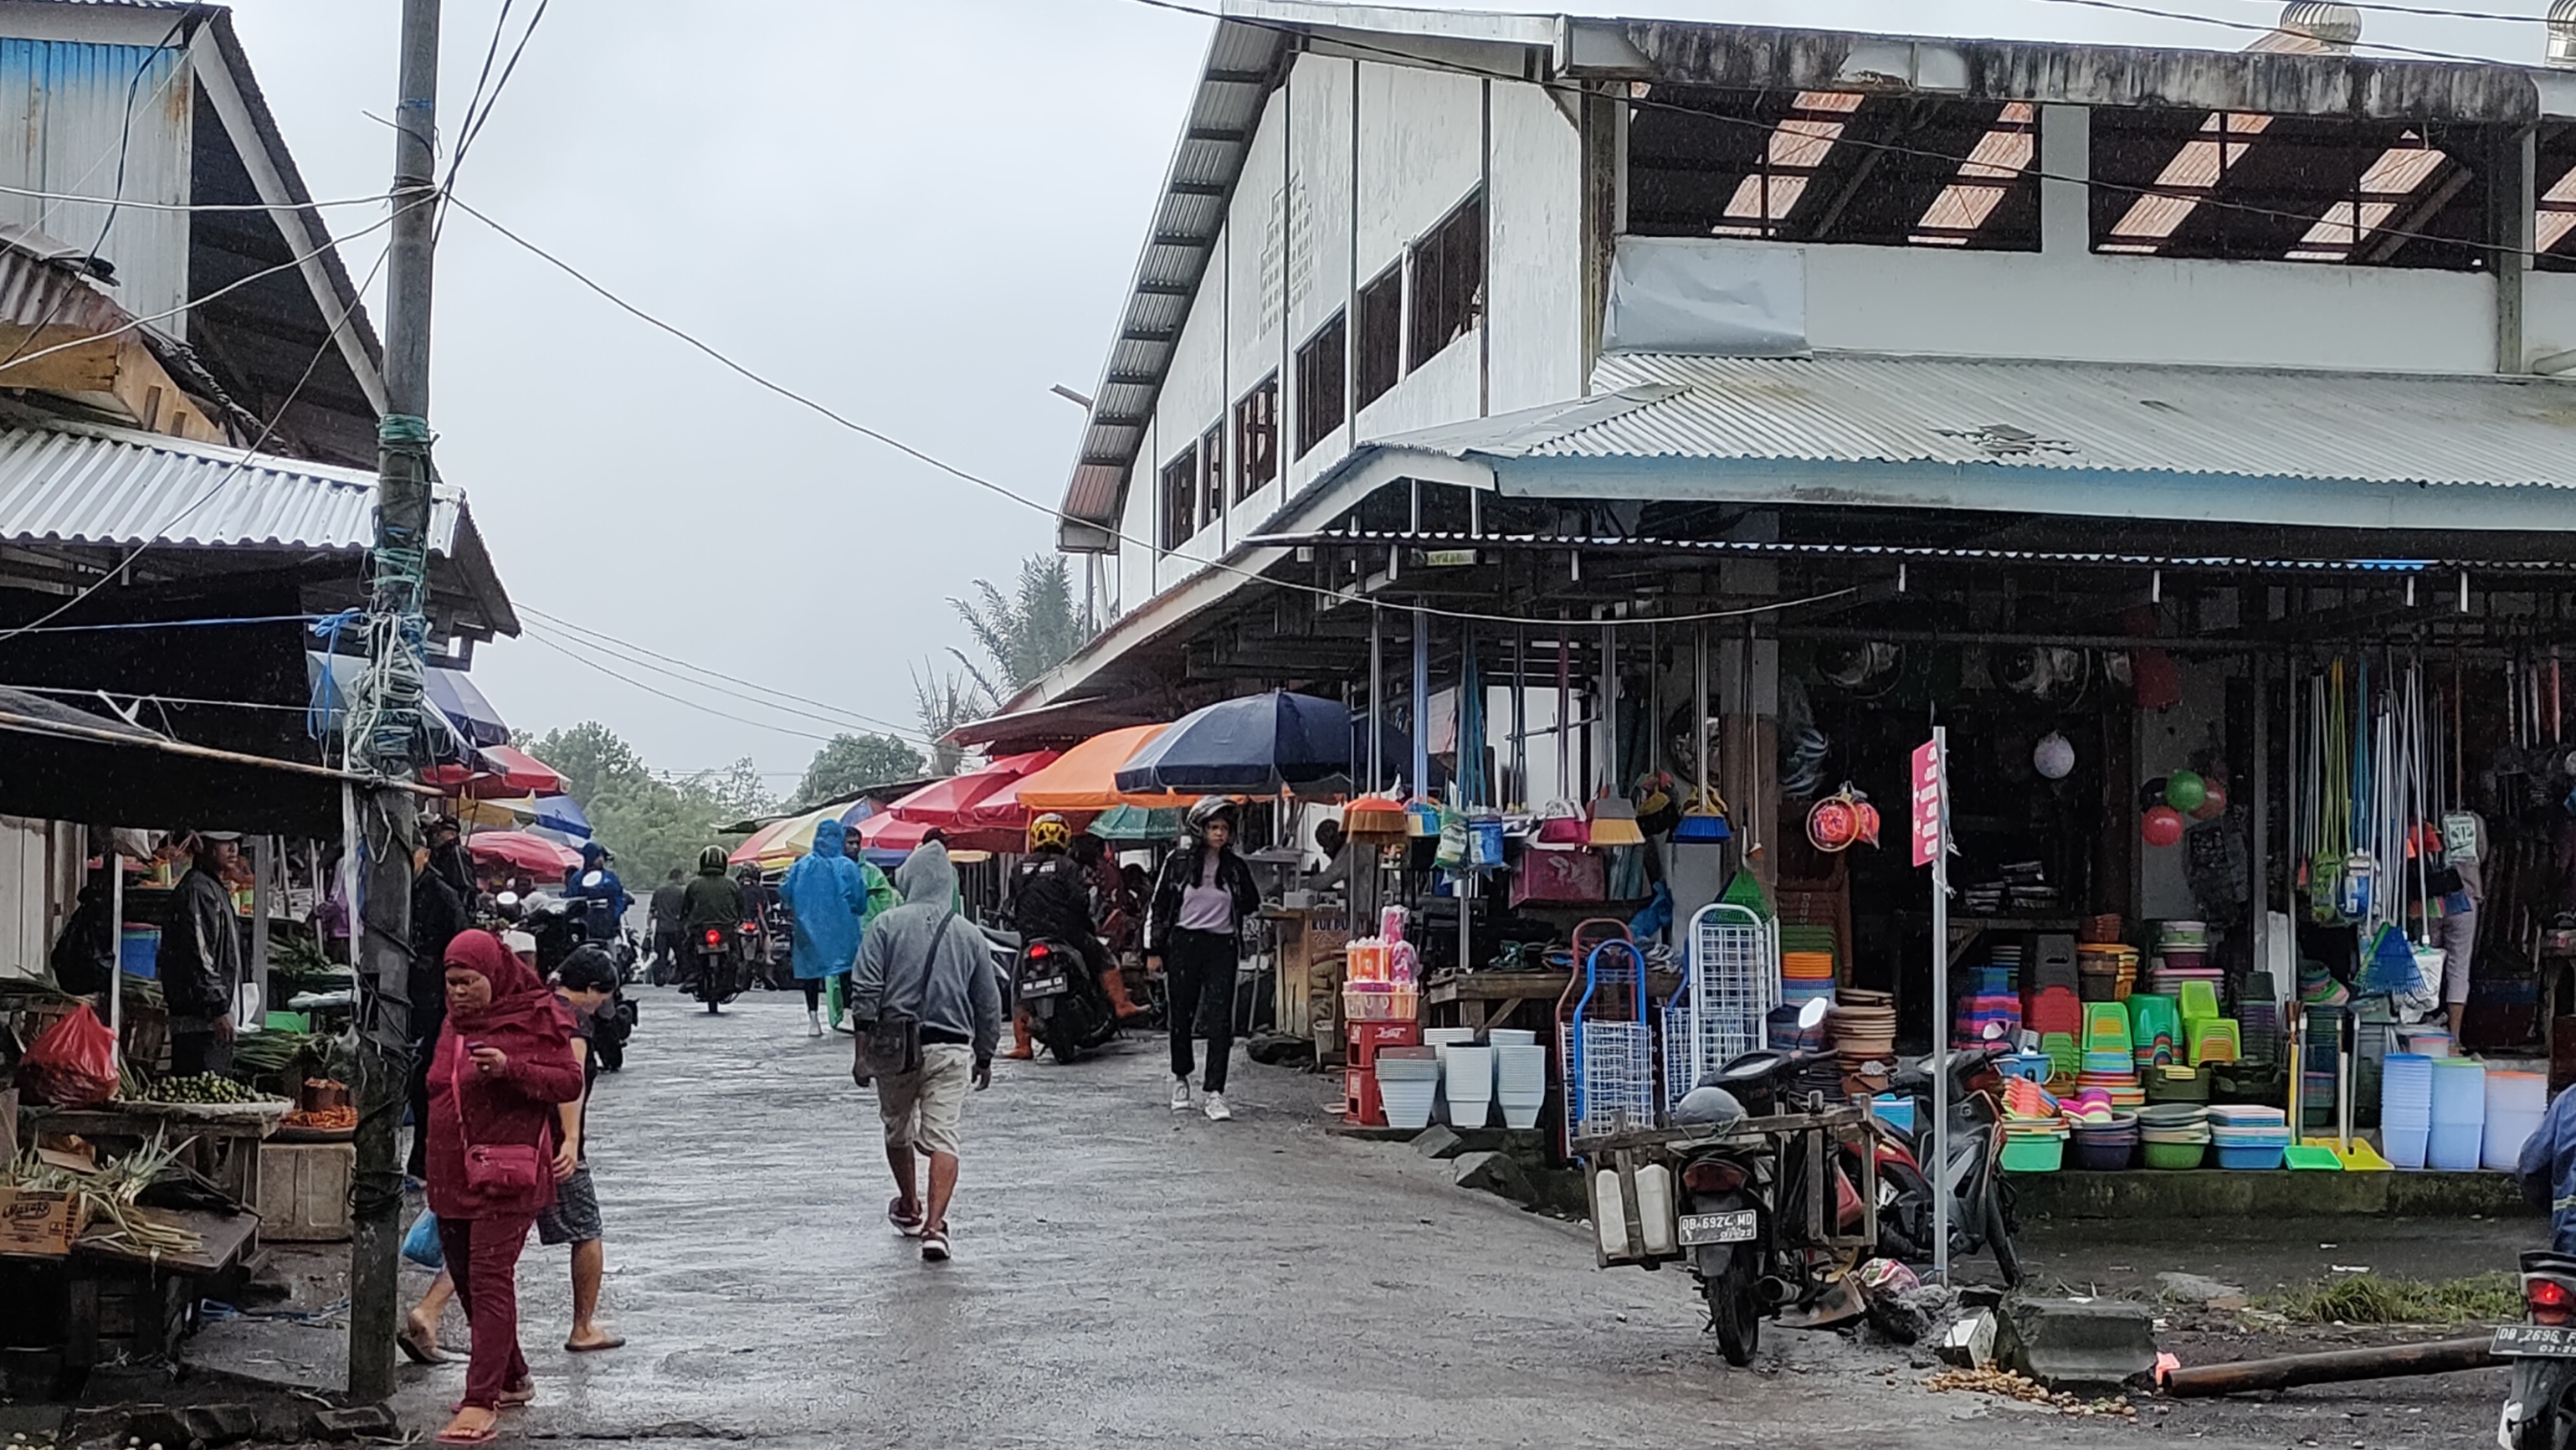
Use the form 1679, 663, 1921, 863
1088, 805, 1183, 841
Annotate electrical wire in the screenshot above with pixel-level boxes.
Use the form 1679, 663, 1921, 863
447, 193, 1860, 630
447, 0, 552, 193
0, 182, 394, 214
518, 616, 943, 748
513, 625, 848, 746
2013, 0, 2527, 64
520, 604, 941, 745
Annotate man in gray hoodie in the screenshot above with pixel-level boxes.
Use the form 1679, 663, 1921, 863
849, 841, 1002, 1262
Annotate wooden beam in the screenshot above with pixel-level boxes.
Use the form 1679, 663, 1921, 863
0, 325, 121, 392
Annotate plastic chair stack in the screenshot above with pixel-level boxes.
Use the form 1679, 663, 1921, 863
2428, 1057, 2487, 1171
2379, 1053, 2434, 1170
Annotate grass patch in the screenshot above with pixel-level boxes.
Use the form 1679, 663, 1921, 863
2265, 1272, 2522, 1326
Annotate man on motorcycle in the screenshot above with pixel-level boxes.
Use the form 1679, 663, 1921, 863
680, 846, 744, 1004
1006, 815, 1140, 1060
567, 841, 629, 944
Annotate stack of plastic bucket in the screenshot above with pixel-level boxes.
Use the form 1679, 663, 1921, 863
2379, 1053, 2433, 1169
2428, 1057, 2486, 1171
2485, 1070, 2548, 1171
1493, 1031, 1546, 1129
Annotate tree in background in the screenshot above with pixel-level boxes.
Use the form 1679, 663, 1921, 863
947, 553, 1094, 707
798, 732, 926, 805
521, 723, 775, 886
911, 666, 983, 777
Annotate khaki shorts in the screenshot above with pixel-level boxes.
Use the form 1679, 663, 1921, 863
877, 1043, 973, 1158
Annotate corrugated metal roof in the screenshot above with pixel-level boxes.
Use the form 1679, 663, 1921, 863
1381, 352, 2576, 491
0, 419, 465, 553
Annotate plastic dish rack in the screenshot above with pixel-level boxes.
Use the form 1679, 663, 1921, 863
1664, 902, 1778, 1108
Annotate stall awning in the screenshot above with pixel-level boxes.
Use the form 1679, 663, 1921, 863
1357, 352, 2576, 534
0, 685, 418, 836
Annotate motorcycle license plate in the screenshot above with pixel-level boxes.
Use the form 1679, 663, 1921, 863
2493, 1324, 2576, 1358
1678, 1211, 1758, 1247
1022, 976, 1068, 999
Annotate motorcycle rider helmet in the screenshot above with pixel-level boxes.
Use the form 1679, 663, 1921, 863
698, 845, 728, 873
1027, 813, 1074, 852
1187, 796, 1238, 834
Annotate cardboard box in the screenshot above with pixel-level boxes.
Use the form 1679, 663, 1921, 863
0, 1187, 89, 1256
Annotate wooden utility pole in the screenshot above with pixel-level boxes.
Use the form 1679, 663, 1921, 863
347, 0, 441, 1405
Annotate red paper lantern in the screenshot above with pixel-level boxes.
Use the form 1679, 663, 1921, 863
2142, 805, 2185, 848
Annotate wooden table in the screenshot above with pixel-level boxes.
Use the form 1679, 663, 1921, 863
0, 1206, 259, 1392
1425, 969, 1685, 1034
19, 1103, 282, 1221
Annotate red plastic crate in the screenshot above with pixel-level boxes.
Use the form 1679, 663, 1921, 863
1343, 1066, 1385, 1126
1345, 1020, 1421, 1070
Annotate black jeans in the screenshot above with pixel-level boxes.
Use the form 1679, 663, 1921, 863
1164, 928, 1239, 1093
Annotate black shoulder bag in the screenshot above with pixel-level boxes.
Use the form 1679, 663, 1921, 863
860, 907, 958, 1081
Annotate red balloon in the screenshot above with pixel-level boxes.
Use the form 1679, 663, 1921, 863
2142, 805, 2186, 847
2190, 780, 2228, 820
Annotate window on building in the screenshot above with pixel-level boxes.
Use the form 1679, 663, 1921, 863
1408, 191, 1484, 373
2091, 106, 2486, 269
1295, 312, 1347, 460
1199, 423, 1225, 527
1625, 90, 2040, 251
1355, 265, 1402, 412
1160, 445, 1198, 551
1234, 375, 1278, 501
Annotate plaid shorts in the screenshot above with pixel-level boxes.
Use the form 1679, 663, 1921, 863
537, 1163, 603, 1246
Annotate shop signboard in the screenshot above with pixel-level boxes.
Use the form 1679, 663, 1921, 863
1910, 738, 1947, 869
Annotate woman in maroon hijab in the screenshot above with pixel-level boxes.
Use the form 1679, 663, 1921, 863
426, 929, 585, 1444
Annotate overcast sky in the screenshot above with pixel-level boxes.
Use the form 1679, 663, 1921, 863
215, 0, 2546, 793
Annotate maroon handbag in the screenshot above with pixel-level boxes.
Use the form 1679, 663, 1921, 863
449, 1044, 544, 1199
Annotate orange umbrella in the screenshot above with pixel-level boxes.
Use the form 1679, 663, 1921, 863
1013, 724, 1198, 812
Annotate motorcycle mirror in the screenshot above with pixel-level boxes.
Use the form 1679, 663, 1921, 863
1796, 996, 1829, 1032
582, 870, 605, 888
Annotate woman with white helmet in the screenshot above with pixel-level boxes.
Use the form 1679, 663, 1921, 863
1145, 797, 1261, 1120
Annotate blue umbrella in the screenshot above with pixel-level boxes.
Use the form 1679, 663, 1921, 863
1114, 691, 1354, 794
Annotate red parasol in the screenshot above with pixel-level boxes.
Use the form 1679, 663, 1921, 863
426, 744, 567, 800
465, 830, 582, 876
889, 751, 1058, 830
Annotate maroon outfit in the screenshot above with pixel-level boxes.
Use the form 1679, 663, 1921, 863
424, 931, 584, 1411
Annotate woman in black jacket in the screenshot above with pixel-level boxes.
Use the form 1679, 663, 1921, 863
1146, 797, 1261, 1121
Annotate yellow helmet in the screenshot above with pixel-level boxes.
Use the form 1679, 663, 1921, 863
1028, 813, 1074, 852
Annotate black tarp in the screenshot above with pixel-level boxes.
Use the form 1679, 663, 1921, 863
0, 686, 344, 837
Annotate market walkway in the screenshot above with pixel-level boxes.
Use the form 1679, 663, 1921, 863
197, 989, 2481, 1448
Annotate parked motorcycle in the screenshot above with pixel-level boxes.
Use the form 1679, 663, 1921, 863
2496, 1252, 2576, 1449
1665, 999, 1875, 1365
1008, 930, 1121, 1062
687, 921, 746, 1014
748, 901, 795, 990
1866, 1027, 2022, 1286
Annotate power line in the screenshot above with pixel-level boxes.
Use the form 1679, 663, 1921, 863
2013, 0, 2527, 62
448, 0, 552, 191
447, 194, 1862, 630
518, 614, 942, 748
2135, 0, 2559, 28
514, 625, 847, 746
521, 604, 939, 745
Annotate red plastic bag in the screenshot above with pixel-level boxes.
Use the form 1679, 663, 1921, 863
16, 1004, 118, 1107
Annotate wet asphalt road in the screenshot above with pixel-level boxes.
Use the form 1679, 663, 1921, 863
196, 987, 2502, 1447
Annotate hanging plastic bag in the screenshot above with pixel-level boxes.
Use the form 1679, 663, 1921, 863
402, 1209, 444, 1270
14, 1004, 119, 1107
1434, 807, 1469, 871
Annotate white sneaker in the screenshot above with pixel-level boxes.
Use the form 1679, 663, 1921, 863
1203, 1092, 1232, 1122
1169, 1076, 1193, 1113
806, 1011, 823, 1038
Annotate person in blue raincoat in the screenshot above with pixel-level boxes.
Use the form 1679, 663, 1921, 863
777, 818, 893, 1039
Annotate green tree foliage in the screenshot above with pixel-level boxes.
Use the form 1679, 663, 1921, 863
947, 553, 1094, 705
797, 733, 926, 805
911, 667, 983, 777
521, 724, 774, 886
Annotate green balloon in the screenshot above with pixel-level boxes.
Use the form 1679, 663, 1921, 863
2165, 769, 2207, 814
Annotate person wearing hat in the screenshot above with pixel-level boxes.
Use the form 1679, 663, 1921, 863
162, 831, 245, 1077
1145, 799, 1261, 1121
